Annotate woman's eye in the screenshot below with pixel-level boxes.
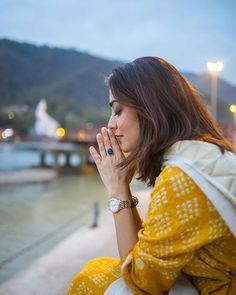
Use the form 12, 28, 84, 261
114, 110, 122, 116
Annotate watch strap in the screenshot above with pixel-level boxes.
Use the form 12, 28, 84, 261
119, 199, 132, 210
130, 196, 139, 207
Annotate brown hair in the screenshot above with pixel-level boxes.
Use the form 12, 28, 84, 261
107, 57, 235, 186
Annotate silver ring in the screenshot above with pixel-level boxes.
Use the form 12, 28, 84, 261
107, 147, 113, 155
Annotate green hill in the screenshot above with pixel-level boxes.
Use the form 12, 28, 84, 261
0, 38, 235, 133
0, 38, 121, 128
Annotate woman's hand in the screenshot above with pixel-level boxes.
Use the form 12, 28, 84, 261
89, 127, 134, 198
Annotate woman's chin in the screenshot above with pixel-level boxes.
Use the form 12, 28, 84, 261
120, 146, 128, 153
121, 145, 132, 154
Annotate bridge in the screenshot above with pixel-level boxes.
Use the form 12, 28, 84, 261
14, 141, 97, 174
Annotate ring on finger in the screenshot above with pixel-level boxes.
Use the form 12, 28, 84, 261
107, 147, 114, 156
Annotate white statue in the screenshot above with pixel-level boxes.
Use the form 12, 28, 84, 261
34, 99, 60, 138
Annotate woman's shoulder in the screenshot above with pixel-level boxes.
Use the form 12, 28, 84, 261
163, 139, 235, 161
161, 139, 236, 192
153, 163, 186, 188
152, 164, 198, 202
152, 163, 214, 213
146, 164, 231, 240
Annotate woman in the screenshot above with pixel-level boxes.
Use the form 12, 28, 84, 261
66, 57, 236, 294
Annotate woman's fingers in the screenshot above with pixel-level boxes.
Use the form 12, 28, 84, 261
102, 127, 122, 158
93, 127, 123, 162
101, 127, 112, 152
97, 133, 106, 158
107, 128, 123, 156
89, 146, 101, 166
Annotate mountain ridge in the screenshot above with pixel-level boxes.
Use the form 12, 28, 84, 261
0, 38, 235, 128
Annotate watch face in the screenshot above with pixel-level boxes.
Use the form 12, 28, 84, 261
108, 198, 120, 213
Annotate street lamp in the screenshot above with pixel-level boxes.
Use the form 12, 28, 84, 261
207, 61, 224, 121
230, 104, 236, 126
56, 127, 66, 138
229, 104, 236, 147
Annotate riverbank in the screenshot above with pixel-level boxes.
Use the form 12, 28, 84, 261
0, 189, 151, 295
0, 168, 58, 184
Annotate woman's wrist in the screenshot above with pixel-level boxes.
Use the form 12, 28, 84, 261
108, 184, 131, 200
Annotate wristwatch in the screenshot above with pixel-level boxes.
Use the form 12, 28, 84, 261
108, 196, 139, 213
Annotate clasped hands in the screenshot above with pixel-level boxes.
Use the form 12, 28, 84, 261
89, 127, 134, 198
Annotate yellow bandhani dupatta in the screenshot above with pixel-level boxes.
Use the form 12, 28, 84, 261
105, 140, 236, 294
162, 140, 236, 237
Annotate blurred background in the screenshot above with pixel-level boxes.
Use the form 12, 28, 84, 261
0, 0, 236, 290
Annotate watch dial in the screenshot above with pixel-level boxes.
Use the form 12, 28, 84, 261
109, 199, 119, 212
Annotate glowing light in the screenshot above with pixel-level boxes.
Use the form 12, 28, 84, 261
56, 127, 66, 137
8, 112, 15, 119
229, 105, 236, 113
78, 131, 88, 142
207, 61, 224, 72
2, 128, 14, 139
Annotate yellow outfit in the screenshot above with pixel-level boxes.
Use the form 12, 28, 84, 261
66, 165, 236, 295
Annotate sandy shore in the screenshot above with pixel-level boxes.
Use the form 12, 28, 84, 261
0, 168, 58, 184
0, 189, 151, 295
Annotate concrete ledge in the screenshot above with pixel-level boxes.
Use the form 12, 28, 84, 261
0, 189, 150, 295
0, 168, 58, 184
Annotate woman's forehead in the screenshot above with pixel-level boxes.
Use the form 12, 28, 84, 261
109, 89, 115, 101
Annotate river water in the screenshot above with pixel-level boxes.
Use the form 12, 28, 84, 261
0, 144, 110, 284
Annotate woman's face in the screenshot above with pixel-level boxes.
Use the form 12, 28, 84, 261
107, 90, 140, 153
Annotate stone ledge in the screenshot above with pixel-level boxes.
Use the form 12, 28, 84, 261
0, 189, 150, 295
0, 168, 58, 184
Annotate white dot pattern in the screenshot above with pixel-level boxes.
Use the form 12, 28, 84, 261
66, 164, 236, 295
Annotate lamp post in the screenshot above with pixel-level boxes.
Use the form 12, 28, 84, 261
229, 104, 236, 147
207, 61, 224, 121
230, 104, 236, 124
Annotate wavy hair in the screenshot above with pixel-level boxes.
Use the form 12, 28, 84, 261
106, 57, 235, 186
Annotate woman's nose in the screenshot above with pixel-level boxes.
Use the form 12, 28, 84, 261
107, 116, 116, 130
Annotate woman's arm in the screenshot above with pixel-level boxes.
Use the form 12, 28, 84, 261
113, 204, 139, 259
89, 127, 142, 258
109, 185, 143, 258
131, 205, 143, 232
128, 185, 143, 232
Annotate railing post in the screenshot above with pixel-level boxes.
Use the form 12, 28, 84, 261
40, 152, 46, 167
90, 201, 100, 228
